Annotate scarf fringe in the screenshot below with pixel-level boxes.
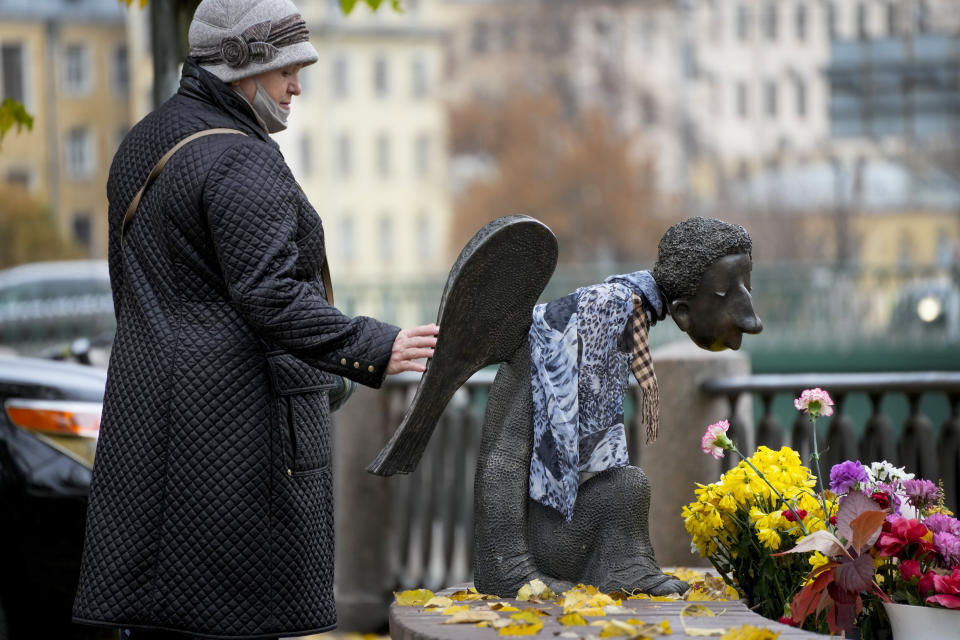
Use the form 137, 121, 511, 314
640, 383, 659, 444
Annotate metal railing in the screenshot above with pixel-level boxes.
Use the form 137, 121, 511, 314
378, 369, 960, 591
702, 373, 960, 512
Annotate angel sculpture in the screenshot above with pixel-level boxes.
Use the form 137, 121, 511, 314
368, 215, 763, 597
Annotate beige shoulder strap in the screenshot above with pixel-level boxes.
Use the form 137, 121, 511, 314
121, 128, 247, 246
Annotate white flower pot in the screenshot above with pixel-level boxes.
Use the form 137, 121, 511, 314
883, 602, 960, 640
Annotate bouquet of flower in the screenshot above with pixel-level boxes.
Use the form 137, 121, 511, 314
779, 458, 960, 636
682, 440, 834, 624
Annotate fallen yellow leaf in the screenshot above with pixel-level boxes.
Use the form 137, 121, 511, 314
558, 613, 588, 626
596, 620, 637, 637
511, 610, 546, 625
680, 603, 725, 636
441, 605, 470, 615
499, 622, 544, 636
719, 624, 780, 640
517, 579, 555, 602
394, 589, 434, 606
423, 596, 453, 609
441, 610, 502, 624
489, 603, 520, 612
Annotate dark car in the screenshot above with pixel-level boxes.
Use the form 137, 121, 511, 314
0, 355, 111, 639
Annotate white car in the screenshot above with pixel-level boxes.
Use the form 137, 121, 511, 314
0, 261, 115, 353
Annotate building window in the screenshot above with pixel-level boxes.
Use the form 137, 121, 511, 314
737, 159, 750, 181
827, 2, 837, 41
1, 43, 26, 103
764, 80, 777, 117
335, 133, 352, 177
795, 76, 807, 118
416, 214, 431, 260
736, 82, 749, 118
415, 134, 430, 177
764, 3, 778, 40
641, 16, 657, 54
112, 45, 129, 96
66, 127, 94, 180
114, 124, 129, 155
857, 2, 869, 40
63, 44, 91, 95
300, 133, 312, 176
376, 133, 391, 178
379, 215, 394, 263
916, 0, 930, 33
736, 5, 751, 41
6, 167, 30, 188
886, 2, 898, 36
373, 54, 388, 98
501, 21, 518, 50
471, 20, 489, 54
795, 3, 808, 41
641, 93, 658, 125
411, 53, 428, 98
339, 215, 355, 264
72, 212, 93, 253
332, 53, 349, 99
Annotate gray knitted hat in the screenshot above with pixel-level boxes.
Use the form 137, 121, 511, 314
188, 0, 319, 83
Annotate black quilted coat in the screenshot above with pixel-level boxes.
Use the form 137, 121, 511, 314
73, 60, 400, 639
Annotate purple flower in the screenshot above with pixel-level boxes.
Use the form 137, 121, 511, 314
829, 460, 869, 495
934, 532, 960, 568
904, 478, 942, 508
926, 513, 960, 537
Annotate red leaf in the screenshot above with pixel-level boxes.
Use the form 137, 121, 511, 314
837, 492, 885, 546
834, 553, 876, 593
850, 509, 887, 553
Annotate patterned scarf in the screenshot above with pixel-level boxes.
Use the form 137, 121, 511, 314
528, 271, 665, 521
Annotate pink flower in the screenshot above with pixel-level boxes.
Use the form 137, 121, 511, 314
926, 568, 960, 609
899, 559, 923, 582
701, 420, 733, 460
919, 571, 937, 597
876, 517, 934, 558
793, 388, 835, 419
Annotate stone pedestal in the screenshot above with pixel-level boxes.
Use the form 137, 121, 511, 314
639, 340, 752, 568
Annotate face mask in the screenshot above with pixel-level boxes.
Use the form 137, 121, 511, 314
234, 80, 289, 134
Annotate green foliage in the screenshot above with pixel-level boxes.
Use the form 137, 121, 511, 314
0, 99, 34, 148
340, 0, 403, 15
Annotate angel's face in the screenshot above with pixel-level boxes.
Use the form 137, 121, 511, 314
669, 253, 763, 351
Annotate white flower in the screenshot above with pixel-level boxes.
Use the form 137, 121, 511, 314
867, 460, 915, 484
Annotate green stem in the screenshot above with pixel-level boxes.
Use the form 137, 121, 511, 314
732, 446, 809, 536
808, 417, 832, 527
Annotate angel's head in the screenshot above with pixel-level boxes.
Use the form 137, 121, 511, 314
652, 217, 763, 351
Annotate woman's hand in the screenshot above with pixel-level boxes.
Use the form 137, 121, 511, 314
386, 323, 439, 374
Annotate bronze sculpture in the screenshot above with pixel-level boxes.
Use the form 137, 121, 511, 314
369, 215, 763, 597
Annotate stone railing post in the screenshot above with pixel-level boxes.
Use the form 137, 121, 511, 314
639, 341, 752, 568
333, 385, 397, 632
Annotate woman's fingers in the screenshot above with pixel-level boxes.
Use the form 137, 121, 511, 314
386, 324, 439, 375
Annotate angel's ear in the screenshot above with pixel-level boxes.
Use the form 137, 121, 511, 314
670, 298, 691, 333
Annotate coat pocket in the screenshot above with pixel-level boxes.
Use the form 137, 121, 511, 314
265, 352, 337, 475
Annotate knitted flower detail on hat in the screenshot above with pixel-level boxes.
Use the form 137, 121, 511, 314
221, 20, 279, 68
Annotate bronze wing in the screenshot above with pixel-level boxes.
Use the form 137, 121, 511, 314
366, 215, 558, 476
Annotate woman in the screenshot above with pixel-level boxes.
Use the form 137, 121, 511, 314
72, 0, 436, 638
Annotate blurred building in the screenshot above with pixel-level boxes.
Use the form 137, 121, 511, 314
0, 0, 130, 260
277, 0, 451, 327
